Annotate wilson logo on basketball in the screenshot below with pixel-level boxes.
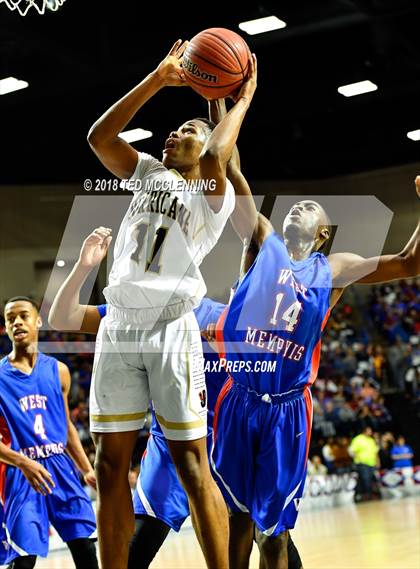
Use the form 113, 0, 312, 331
183, 57, 217, 84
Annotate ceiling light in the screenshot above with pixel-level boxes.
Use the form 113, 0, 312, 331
406, 129, 420, 142
0, 77, 29, 96
337, 80, 378, 97
119, 128, 153, 143
239, 16, 286, 36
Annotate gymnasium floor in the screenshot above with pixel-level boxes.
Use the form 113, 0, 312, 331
35, 496, 419, 569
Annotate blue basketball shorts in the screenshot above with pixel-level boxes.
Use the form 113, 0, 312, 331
133, 429, 213, 531
211, 379, 313, 537
0, 452, 96, 564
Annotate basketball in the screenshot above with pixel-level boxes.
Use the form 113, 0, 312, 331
182, 27, 251, 100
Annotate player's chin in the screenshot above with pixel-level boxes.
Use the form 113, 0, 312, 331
162, 152, 175, 168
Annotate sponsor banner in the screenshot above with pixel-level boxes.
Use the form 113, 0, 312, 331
379, 465, 420, 498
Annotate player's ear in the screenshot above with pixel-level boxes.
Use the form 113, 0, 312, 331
36, 316, 42, 329
319, 226, 330, 240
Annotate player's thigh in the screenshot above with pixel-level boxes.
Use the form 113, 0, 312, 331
211, 381, 258, 514
145, 312, 207, 441
254, 394, 310, 535
133, 435, 190, 531
2, 476, 49, 560
90, 320, 150, 434
93, 430, 141, 474
45, 454, 96, 543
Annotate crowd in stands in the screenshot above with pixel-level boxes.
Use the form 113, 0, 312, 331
0, 278, 418, 502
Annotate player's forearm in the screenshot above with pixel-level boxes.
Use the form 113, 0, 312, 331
87, 71, 164, 146
66, 423, 93, 475
227, 167, 258, 244
201, 97, 251, 166
0, 441, 27, 469
49, 261, 92, 330
209, 99, 241, 171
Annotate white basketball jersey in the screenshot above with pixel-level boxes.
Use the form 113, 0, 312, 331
103, 152, 235, 323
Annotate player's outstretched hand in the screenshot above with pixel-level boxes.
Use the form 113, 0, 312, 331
83, 469, 97, 491
78, 227, 112, 269
155, 39, 188, 87
230, 53, 257, 105
20, 457, 55, 495
415, 175, 420, 198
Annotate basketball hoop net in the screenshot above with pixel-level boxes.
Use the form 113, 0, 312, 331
0, 0, 66, 16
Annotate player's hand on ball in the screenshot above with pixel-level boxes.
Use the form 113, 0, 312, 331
83, 469, 97, 491
231, 53, 257, 104
78, 227, 112, 268
20, 457, 55, 495
415, 175, 420, 198
155, 39, 188, 87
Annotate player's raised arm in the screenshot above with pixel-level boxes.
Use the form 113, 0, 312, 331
87, 40, 188, 179
199, 54, 257, 212
58, 362, 97, 490
48, 227, 112, 334
329, 178, 420, 289
208, 98, 258, 244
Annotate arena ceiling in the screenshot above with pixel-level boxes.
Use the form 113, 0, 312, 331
1, 0, 420, 184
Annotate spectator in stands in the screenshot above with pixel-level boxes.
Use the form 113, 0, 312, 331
307, 455, 327, 476
349, 426, 380, 502
332, 437, 353, 474
378, 432, 395, 470
391, 436, 414, 469
357, 404, 377, 432
322, 438, 336, 473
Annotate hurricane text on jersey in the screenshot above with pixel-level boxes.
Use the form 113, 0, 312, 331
104, 152, 235, 323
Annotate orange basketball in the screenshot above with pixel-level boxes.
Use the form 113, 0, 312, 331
182, 28, 251, 100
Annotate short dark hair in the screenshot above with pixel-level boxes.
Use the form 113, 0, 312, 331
5, 296, 39, 313
193, 117, 216, 137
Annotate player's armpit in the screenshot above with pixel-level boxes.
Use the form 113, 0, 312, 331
81, 305, 102, 335
199, 149, 226, 212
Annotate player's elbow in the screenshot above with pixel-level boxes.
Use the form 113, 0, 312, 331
48, 307, 70, 331
87, 124, 102, 149
400, 251, 420, 278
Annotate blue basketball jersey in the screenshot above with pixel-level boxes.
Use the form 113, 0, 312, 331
0, 354, 96, 562
97, 299, 227, 439
217, 232, 331, 394
0, 354, 67, 462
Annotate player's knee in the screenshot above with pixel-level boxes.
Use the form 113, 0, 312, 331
256, 529, 289, 559
174, 454, 205, 495
8, 556, 37, 569
94, 443, 127, 483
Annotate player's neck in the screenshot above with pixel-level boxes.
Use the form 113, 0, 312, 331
178, 164, 201, 180
10, 343, 39, 367
284, 237, 315, 261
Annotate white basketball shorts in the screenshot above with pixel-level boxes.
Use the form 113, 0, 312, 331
89, 308, 207, 441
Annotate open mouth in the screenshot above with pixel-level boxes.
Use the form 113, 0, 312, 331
13, 330, 28, 341
164, 138, 177, 150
